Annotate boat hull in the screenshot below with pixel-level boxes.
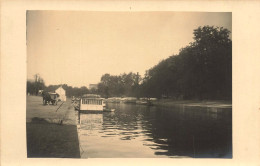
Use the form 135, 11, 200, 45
79, 110, 103, 114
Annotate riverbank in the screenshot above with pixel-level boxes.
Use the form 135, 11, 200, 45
152, 99, 232, 108
26, 96, 80, 158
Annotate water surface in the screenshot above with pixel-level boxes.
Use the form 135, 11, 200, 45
77, 103, 232, 158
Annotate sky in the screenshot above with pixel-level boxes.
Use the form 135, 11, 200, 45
27, 11, 231, 87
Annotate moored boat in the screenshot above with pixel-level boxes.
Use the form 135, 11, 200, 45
136, 97, 155, 106
103, 108, 115, 112
79, 94, 105, 112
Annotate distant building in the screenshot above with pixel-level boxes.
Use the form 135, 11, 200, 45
89, 84, 98, 90
55, 86, 66, 101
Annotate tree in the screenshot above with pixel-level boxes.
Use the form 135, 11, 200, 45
97, 72, 142, 98
189, 26, 232, 99
141, 26, 232, 100
27, 74, 46, 95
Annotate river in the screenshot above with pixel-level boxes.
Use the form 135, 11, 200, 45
76, 103, 232, 158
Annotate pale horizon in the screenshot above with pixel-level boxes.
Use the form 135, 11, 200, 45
27, 11, 231, 87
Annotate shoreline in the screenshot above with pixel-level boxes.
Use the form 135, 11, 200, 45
152, 99, 232, 108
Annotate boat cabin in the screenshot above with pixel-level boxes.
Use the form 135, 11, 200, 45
79, 94, 105, 111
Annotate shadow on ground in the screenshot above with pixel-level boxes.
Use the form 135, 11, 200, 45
26, 121, 80, 158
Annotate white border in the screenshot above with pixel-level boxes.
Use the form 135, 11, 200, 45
1, 1, 260, 166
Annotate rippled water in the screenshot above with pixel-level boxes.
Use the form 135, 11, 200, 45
76, 103, 232, 158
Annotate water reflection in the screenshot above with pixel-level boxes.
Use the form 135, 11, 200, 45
76, 103, 232, 158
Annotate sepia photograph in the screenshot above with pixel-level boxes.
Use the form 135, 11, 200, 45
2, 0, 260, 165
26, 11, 232, 158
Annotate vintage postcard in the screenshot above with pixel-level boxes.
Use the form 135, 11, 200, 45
1, 1, 260, 166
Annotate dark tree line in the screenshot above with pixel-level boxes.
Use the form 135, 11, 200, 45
27, 74, 45, 95
96, 26, 232, 100
43, 84, 92, 97
27, 81, 93, 97
140, 26, 232, 100
27, 75, 92, 97
97, 72, 141, 98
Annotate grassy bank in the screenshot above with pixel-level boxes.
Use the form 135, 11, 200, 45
152, 99, 232, 108
27, 122, 80, 158
26, 96, 80, 158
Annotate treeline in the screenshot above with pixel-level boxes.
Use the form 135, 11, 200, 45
27, 74, 45, 96
141, 26, 232, 100
27, 81, 94, 97
97, 72, 141, 98
97, 26, 232, 100
27, 74, 93, 97
45, 84, 91, 97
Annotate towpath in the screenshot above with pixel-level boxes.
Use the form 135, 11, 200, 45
26, 96, 80, 158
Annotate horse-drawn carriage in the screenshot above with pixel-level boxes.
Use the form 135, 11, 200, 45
42, 92, 60, 105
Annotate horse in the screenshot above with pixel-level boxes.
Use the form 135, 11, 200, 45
42, 91, 51, 105
42, 91, 60, 105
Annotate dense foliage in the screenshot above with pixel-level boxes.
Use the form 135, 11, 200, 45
26, 74, 91, 97
141, 26, 232, 100
44, 84, 90, 97
27, 74, 46, 95
27, 82, 93, 97
97, 72, 141, 98
97, 26, 232, 100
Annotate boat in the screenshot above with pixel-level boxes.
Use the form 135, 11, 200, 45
79, 94, 106, 112
103, 108, 115, 112
136, 98, 154, 106
136, 100, 148, 105
78, 94, 115, 113
121, 97, 137, 104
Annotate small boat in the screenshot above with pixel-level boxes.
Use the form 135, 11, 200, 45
122, 97, 137, 104
136, 100, 148, 105
136, 98, 153, 106
103, 108, 115, 112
